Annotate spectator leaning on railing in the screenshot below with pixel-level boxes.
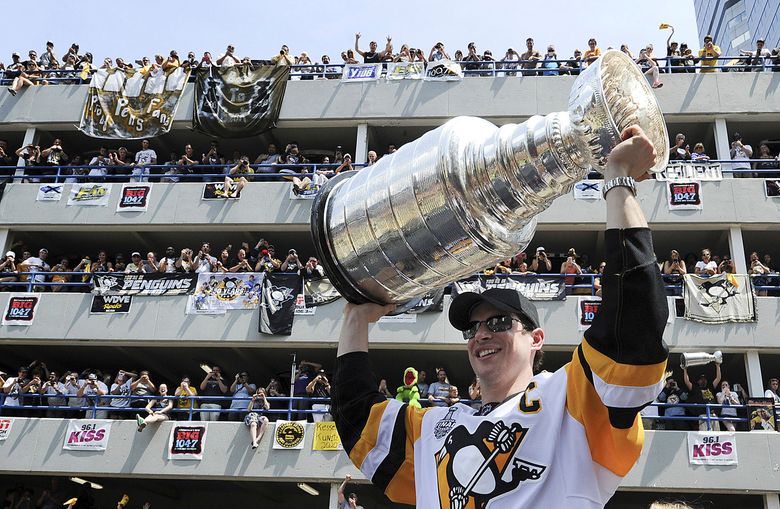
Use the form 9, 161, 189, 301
740, 38, 771, 72
583, 38, 601, 66
691, 143, 710, 161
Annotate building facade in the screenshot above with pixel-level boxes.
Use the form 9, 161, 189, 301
0, 67, 779, 508
695, 0, 780, 54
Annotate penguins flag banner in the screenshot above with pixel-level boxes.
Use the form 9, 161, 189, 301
92, 272, 197, 296
79, 67, 190, 139
193, 64, 289, 138
683, 274, 756, 324
259, 272, 302, 335
452, 275, 566, 301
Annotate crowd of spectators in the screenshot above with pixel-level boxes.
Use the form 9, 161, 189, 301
2, 33, 779, 96
0, 240, 776, 295
0, 360, 480, 425
0, 138, 395, 187
0, 237, 327, 292
668, 130, 780, 177
3, 357, 777, 434
648, 362, 780, 432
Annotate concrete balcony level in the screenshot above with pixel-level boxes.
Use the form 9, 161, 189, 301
0, 419, 777, 495
0, 293, 778, 353
0, 179, 777, 231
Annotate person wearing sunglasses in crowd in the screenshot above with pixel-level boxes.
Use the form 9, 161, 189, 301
332, 126, 668, 508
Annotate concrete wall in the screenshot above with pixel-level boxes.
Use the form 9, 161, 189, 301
0, 292, 778, 352
1, 73, 780, 130
0, 419, 777, 493
1, 179, 778, 230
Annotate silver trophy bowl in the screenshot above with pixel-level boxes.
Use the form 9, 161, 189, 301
311, 50, 669, 306
680, 351, 723, 369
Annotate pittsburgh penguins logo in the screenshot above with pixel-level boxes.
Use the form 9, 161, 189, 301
697, 277, 740, 313
435, 420, 546, 509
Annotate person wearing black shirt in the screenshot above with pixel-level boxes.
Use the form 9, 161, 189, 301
683, 363, 721, 431
307, 370, 332, 422
354, 33, 382, 63
199, 366, 228, 421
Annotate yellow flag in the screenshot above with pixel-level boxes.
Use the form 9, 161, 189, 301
659, 23, 672, 29
79, 63, 92, 81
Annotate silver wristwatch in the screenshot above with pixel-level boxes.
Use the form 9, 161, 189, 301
602, 176, 637, 198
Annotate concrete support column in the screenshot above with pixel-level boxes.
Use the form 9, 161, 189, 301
329, 482, 340, 509
764, 493, 780, 509
744, 350, 765, 397
0, 229, 10, 254
713, 118, 731, 177
727, 226, 747, 273
16, 127, 38, 178
355, 123, 368, 164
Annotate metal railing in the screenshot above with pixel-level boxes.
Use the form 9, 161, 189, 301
644, 401, 779, 431
1, 393, 776, 431
3, 160, 778, 185
0, 162, 367, 183
2, 55, 777, 85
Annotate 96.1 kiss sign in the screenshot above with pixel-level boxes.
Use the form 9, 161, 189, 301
667, 181, 703, 210
2, 296, 40, 326
168, 425, 207, 460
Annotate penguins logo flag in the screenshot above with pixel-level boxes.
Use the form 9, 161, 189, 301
260, 272, 302, 335
193, 64, 289, 138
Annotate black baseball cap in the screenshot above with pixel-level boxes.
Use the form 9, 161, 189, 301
449, 288, 540, 331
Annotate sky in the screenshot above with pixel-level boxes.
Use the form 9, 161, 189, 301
2, 0, 700, 65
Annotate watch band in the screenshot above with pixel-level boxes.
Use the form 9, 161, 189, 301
602, 176, 637, 198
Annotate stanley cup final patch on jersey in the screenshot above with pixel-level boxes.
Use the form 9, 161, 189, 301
434, 418, 547, 509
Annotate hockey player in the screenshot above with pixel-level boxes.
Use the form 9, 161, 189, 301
332, 125, 669, 508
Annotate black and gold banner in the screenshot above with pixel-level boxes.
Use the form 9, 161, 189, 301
193, 64, 289, 138
79, 67, 190, 139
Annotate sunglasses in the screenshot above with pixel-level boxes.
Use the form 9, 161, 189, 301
463, 314, 523, 340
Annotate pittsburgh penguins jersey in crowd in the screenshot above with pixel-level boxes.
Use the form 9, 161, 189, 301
333, 228, 669, 508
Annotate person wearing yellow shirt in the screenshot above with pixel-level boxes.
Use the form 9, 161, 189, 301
175, 376, 198, 420
583, 38, 601, 66
698, 35, 721, 73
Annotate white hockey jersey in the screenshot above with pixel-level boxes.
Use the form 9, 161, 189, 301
334, 228, 669, 508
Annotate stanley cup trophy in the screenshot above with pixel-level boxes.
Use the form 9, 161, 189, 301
311, 50, 669, 308
680, 351, 723, 369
